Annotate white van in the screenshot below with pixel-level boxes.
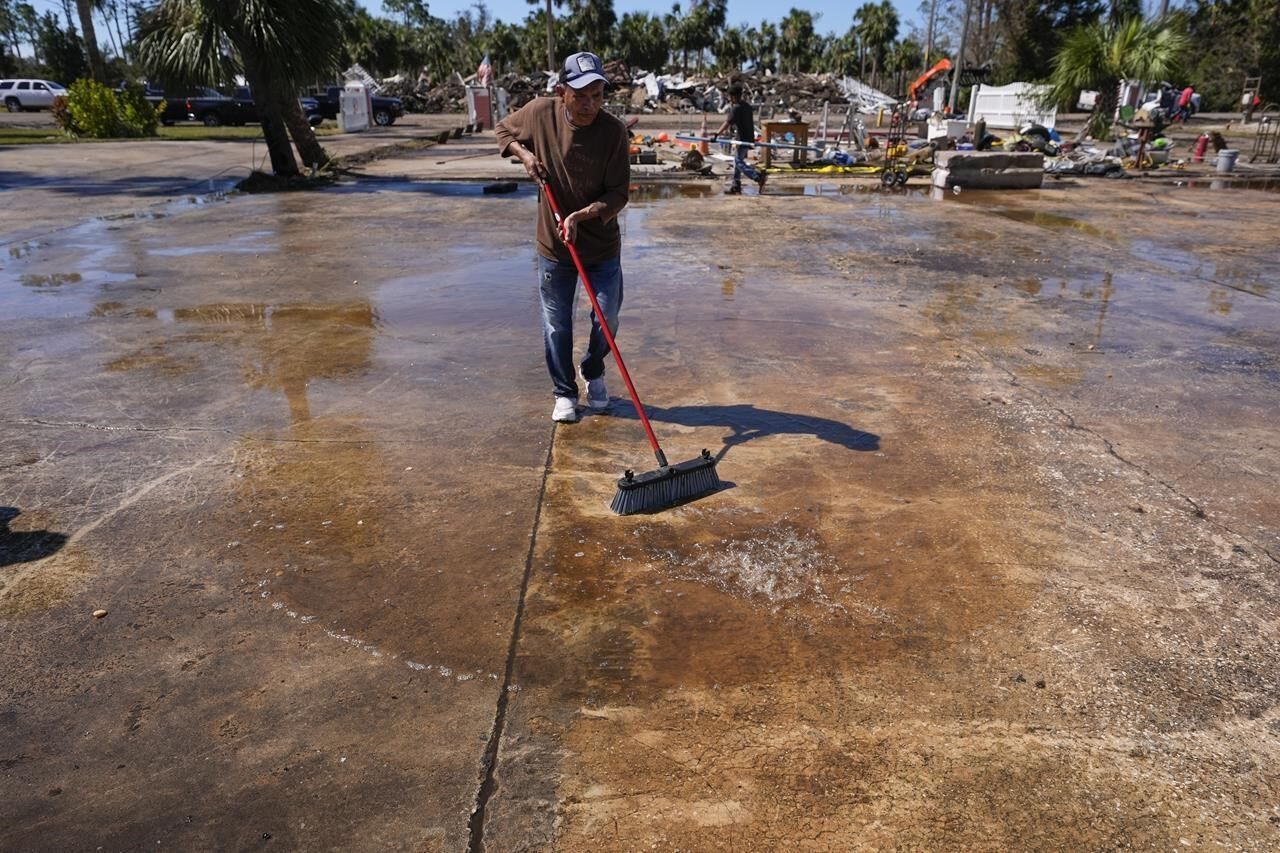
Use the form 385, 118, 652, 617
0, 79, 69, 111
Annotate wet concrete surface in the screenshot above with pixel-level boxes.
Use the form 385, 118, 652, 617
2, 161, 1279, 851
0, 114, 467, 244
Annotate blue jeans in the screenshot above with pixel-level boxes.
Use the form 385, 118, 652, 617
733, 144, 762, 188
537, 253, 623, 400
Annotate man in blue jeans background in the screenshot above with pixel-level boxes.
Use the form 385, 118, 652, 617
495, 51, 631, 423
713, 82, 767, 195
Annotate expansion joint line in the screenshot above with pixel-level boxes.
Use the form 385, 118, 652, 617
467, 425, 556, 853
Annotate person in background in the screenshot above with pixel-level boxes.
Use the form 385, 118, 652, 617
1176, 85, 1195, 122
495, 51, 630, 423
713, 83, 767, 195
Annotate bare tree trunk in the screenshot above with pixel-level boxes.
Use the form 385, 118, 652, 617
980, 0, 994, 62
544, 0, 555, 72
282, 98, 330, 169
109, 1, 129, 62
239, 53, 299, 177
924, 0, 938, 68
948, 0, 973, 112
102, 5, 122, 61
75, 0, 107, 81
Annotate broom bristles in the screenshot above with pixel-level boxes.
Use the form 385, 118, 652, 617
610, 451, 722, 515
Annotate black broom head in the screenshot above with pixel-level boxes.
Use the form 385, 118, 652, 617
610, 450, 722, 515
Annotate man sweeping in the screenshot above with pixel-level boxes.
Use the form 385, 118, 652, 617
713, 83, 767, 195
496, 51, 630, 423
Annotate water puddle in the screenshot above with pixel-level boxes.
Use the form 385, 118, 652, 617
973, 205, 1107, 237
1174, 176, 1280, 192
147, 229, 276, 257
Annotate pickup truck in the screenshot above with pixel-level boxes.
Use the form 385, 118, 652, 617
308, 86, 405, 126
183, 87, 323, 127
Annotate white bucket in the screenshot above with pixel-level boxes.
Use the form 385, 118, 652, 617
1216, 149, 1239, 173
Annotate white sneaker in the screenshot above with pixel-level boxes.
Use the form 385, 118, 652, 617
552, 396, 579, 422
585, 374, 609, 410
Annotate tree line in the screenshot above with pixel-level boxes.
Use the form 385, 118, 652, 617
2, 1, 1276, 111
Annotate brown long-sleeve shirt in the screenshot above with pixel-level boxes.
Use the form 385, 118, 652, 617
495, 97, 630, 264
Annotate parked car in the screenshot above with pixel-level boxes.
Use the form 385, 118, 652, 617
0, 78, 68, 111
152, 86, 226, 125
309, 86, 404, 126
183, 86, 323, 127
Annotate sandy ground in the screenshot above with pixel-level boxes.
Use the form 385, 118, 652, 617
2, 126, 1279, 852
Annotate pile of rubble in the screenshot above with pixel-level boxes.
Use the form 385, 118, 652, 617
620, 71, 896, 116
360, 63, 896, 116
373, 70, 552, 113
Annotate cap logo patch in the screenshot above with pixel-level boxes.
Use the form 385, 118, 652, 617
577, 56, 596, 73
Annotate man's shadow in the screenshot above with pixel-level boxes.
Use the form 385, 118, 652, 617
605, 402, 880, 463
1, 508, 68, 568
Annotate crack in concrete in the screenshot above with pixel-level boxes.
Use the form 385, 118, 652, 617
990, 365, 1280, 569
467, 425, 556, 853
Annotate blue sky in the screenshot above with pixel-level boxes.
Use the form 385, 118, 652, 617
368, 1, 927, 39
26, 0, 925, 45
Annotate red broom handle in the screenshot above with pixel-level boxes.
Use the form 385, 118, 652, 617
539, 180, 668, 467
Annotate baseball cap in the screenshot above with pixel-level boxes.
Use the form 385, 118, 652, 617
561, 52, 607, 89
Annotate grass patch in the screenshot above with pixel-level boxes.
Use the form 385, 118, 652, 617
0, 127, 69, 144
158, 125, 341, 142
0, 124, 340, 145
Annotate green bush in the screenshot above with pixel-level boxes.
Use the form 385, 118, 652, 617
116, 85, 161, 137
56, 79, 162, 138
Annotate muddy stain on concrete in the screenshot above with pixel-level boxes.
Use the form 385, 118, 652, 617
3, 177, 1278, 850
480, 184, 1280, 850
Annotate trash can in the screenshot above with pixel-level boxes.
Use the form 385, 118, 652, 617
1216, 148, 1239, 173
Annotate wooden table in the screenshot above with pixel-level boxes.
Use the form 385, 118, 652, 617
761, 121, 810, 168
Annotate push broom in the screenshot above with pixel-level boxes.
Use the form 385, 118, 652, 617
538, 179, 722, 515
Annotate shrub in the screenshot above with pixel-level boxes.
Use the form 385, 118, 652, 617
60, 79, 162, 139
116, 85, 161, 137
51, 95, 74, 134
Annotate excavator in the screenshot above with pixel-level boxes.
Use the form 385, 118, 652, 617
908, 58, 952, 106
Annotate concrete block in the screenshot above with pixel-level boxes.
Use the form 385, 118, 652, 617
932, 151, 1045, 189
933, 166, 1045, 190
935, 151, 1045, 172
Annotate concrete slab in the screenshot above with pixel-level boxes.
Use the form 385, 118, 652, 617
3, 144, 1279, 850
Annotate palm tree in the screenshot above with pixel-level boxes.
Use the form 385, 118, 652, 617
74, 0, 106, 80
1046, 16, 1188, 139
567, 0, 616, 55
854, 0, 898, 88
715, 24, 747, 73
137, 0, 345, 176
525, 0, 562, 71
749, 21, 778, 73
617, 11, 668, 71
778, 8, 815, 74
888, 38, 922, 96
823, 28, 859, 77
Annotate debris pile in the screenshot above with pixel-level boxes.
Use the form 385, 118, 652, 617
355, 64, 896, 117
616, 70, 897, 116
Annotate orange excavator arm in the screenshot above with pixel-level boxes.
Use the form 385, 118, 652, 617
909, 58, 952, 102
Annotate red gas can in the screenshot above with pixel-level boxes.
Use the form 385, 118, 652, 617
1193, 133, 1209, 163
